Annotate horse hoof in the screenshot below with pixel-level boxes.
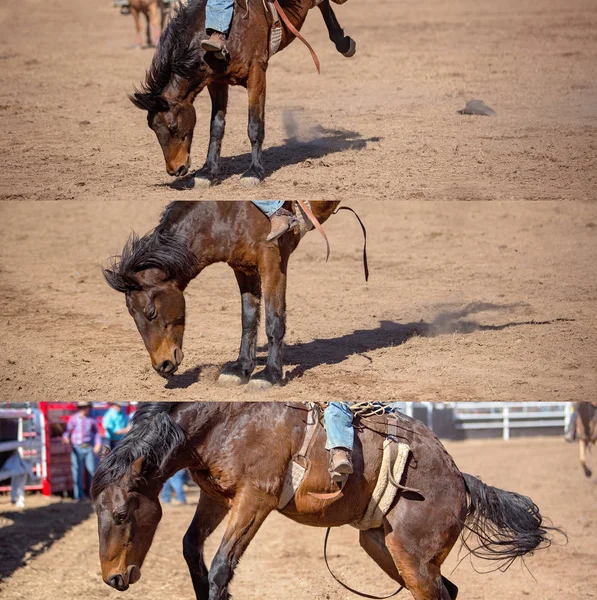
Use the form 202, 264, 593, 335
246, 378, 273, 391
239, 176, 261, 188
342, 37, 356, 58
194, 175, 213, 188
217, 373, 244, 387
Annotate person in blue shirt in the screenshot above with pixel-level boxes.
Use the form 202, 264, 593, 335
102, 403, 131, 450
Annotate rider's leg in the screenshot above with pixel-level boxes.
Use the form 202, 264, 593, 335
324, 402, 354, 481
251, 201, 299, 241
202, 0, 235, 59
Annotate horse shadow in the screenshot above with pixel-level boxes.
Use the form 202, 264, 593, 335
0, 500, 92, 580
281, 302, 575, 382
166, 302, 574, 388
163, 125, 382, 189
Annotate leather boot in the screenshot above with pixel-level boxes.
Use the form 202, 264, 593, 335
266, 207, 299, 241
329, 447, 353, 483
201, 31, 228, 60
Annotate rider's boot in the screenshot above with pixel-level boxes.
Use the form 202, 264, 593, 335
329, 447, 353, 483
201, 30, 229, 60
266, 207, 299, 241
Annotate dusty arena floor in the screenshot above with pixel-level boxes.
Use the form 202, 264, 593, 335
0, 436, 595, 599
1, 201, 596, 402
0, 0, 595, 201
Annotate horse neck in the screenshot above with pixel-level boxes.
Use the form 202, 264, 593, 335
311, 201, 341, 224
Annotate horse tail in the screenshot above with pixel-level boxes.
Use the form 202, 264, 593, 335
460, 473, 564, 570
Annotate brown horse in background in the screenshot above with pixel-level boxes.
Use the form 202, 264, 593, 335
103, 201, 342, 389
129, 0, 170, 49
130, 0, 356, 185
575, 402, 597, 477
91, 402, 562, 600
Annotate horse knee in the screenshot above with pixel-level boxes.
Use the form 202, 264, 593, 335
182, 532, 201, 565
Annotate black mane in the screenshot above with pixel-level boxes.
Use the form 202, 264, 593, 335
91, 403, 186, 498
129, 0, 207, 112
103, 228, 197, 293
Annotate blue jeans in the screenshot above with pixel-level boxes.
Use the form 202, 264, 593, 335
205, 0, 235, 34
324, 402, 354, 451
252, 201, 284, 218
71, 445, 97, 500
161, 470, 186, 503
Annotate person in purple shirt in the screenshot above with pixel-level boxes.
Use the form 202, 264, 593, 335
62, 402, 102, 501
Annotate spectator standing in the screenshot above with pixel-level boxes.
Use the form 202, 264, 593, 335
160, 469, 186, 505
102, 402, 131, 449
62, 402, 102, 501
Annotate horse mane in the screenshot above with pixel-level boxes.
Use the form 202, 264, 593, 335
129, 0, 207, 112
91, 403, 186, 498
102, 226, 197, 293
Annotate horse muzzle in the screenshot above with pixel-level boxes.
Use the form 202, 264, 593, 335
166, 155, 190, 177
153, 348, 184, 378
106, 566, 141, 591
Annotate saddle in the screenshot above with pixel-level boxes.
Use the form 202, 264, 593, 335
278, 404, 413, 530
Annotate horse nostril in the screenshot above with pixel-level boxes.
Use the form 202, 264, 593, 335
107, 575, 127, 591
175, 165, 187, 177
158, 360, 176, 375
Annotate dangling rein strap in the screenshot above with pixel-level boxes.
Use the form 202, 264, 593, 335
323, 527, 405, 599
334, 205, 369, 282
272, 0, 321, 73
297, 200, 330, 261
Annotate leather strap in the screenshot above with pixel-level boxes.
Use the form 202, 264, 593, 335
323, 527, 404, 599
333, 205, 369, 281
297, 199, 330, 261
273, 0, 321, 73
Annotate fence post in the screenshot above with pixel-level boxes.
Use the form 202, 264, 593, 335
503, 406, 510, 441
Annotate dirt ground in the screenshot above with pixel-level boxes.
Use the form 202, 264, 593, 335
0, 200, 596, 402
0, 0, 596, 201
1, 436, 595, 599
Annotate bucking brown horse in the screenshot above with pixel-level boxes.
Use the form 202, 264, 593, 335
130, 0, 356, 185
575, 402, 597, 477
103, 201, 345, 389
91, 402, 562, 600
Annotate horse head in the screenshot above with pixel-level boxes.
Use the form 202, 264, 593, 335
131, 92, 197, 177
92, 457, 162, 591
103, 232, 195, 377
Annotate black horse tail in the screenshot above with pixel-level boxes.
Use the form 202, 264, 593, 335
461, 473, 565, 571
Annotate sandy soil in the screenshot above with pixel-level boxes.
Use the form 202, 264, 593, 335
1, 435, 595, 599
0, 200, 596, 402
0, 0, 596, 201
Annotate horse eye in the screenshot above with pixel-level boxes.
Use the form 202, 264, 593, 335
144, 305, 156, 320
113, 511, 127, 525
168, 121, 178, 134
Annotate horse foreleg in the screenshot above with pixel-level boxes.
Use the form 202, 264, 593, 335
318, 0, 356, 57
218, 270, 261, 386
580, 439, 592, 477
208, 489, 277, 600
131, 8, 142, 49
148, 1, 160, 46
248, 247, 287, 389
240, 64, 266, 187
195, 82, 229, 186
183, 494, 229, 600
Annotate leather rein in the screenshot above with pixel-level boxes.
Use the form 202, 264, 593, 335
272, 0, 321, 73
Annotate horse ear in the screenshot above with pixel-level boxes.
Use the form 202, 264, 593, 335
130, 457, 143, 478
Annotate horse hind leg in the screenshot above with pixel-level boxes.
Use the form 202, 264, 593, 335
580, 439, 592, 477
148, 1, 160, 47
360, 527, 457, 600
131, 8, 142, 49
